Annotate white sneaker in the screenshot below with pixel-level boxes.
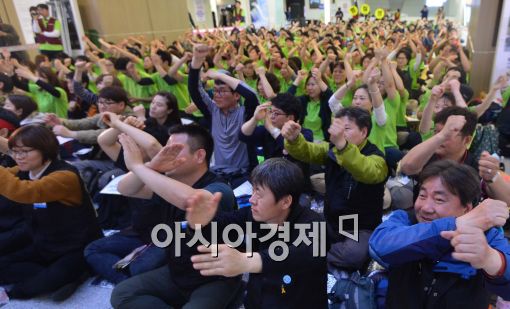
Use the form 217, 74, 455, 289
0, 287, 9, 307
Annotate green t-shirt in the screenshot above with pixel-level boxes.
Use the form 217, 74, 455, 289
303, 100, 324, 141
502, 86, 510, 107
383, 92, 401, 148
28, 83, 68, 118
396, 90, 410, 127
368, 113, 386, 153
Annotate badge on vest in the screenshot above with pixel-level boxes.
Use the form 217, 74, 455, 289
33, 202, 47, 209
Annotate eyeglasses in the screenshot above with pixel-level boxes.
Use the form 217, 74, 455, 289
8, 148, 36, 159
270, 111, 287, 117
98, 98, 120, 105
214, 88, 233, 97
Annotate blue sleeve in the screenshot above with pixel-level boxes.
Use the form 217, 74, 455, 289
188, 67, 212, 120
485, 228, 510, 299
287, 84, 297, 96
236, 82, 259, 121
302, 128, 314, 142
369, 210, 456, 268
238, 126, 266, 146
74, 80, 98, 104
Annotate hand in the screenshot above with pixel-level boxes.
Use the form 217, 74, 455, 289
52, 125, 76, 138
123, 116, 146, 130
448, 79, 461, 92
235, 63, 244, 72
133, 105, 146, 118
150, 54, 162, 67
255, 66, 266, 76
15, 67, 36, 81
281, 120, 301, 142
205, 70, 221, 80
366, 67, 381, 85
479, 151, 501, 182
492, 75, 509, 91
44, 113, 62, 126
437, 115, 466, 141
126, 62, 137, 76
182, 52, 193, 62
253, 102, 271, 121
311, 68, 321, 80
74, 60, 87, 71
296, 69, 308, 82
147, 143, 186, 173
101, 112, 121, 128
328, 118, 347, 150
185, 103, 198, 114
192, 44, 211, 60
430, 85, 444, 100
374, 47, 388, 60
191, 244, 255, 277
455, 198, 509, 231
185, 190, 221, 228
441, 225, 503, 271
118, 133, 145, 170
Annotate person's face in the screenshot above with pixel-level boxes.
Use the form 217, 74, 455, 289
164, 133, 205, 177
97, 97, 125, 114
3, 99, 22, 118
341, 116, 367, 146
97, 75, 114, 90
213, 84, 239, 110
102, 60, 115, 74
362, 57, 371, 69
35, 71, 48, 83
327, 49, 336, 60
249, 184, 290, 223
433, 97, 453, 114
352, 88, 372, 111
248, 49, 259, 61
434, 122, 470, 158
30, 10, 38, 18
386, 40, 394, 50
143, 57, 153, 70
66, 78, 74, 94
377, 78, 387, 95
269, 106, 293, 129
414, 176, 471, 223
396, 53, 408, 69
243, 63, 255, 78
256, 80, 267, 99
280, 66, 292, 79
332, 67, 346, 83
10, 142, 44, 172
149, 95, 171, 120
286, 40, 293, 48
37, 8, 49, 17
306, 78, 321, 99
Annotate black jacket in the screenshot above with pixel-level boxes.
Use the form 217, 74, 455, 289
325, 141, 386, 238
205, 205, 328, 309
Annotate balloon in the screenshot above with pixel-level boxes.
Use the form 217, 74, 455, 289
375, 8, 385, 20
349, 5, 359, 16
360, 4, 370, 15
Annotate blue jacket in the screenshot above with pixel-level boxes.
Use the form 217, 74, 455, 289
369, 210, 510, 303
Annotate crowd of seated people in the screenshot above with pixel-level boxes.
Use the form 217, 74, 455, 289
0, 12, 509, 308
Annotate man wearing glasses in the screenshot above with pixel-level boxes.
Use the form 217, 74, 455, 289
44, 86, 132, 174
189, 44, 259, 187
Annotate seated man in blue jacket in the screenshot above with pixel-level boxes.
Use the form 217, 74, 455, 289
369, 160, 510, 309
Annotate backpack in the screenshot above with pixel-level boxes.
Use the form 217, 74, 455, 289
469, 124, 500, 163
328, 271, 376, 309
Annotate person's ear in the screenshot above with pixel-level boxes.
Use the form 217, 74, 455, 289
464, 204, 473, 213
195, 148, 207, 164
279, 194, 292, 210
0, 128, 8, 138
361, 127, 368, 139
233, 92, 241, 101
463, 134, 472, 146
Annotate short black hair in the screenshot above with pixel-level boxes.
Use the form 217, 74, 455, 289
446, 66, 467, 85
168, 124, 214, 165
156, 49, 173, 66
114, 57, 130, 71
8, 124, 59, 162
98, 86, 128, 104
6, 95, 38, 120
337, 107, 373, 136
271, 93, 302, 121
37, 3, 49, 10
434, 106, 477, 137
419, 160, 480, 207
250, 158, 304, 208
0, 73, 13, 93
